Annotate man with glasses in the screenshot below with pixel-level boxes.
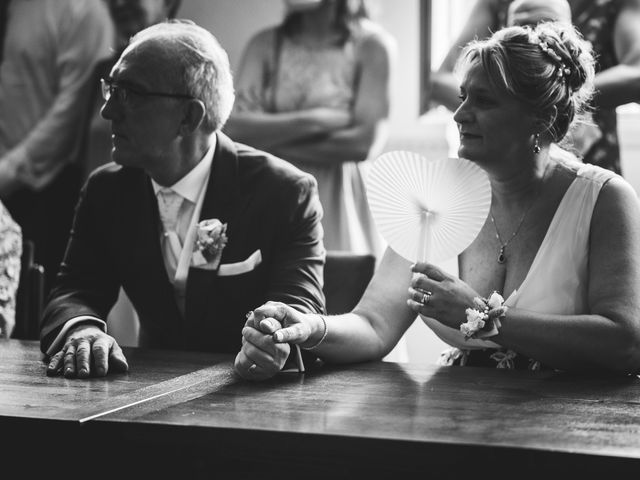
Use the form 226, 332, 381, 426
40, 20, 326, 380
85, 0, 183, 178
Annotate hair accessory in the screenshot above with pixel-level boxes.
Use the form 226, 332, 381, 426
536, 38, 571, 79
460, 291, 507, 340
302, 314, 328, 350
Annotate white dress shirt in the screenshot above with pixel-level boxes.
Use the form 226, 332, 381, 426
151, 141, 215, 313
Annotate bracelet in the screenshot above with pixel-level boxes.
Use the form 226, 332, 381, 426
302, 314, 328, 350
460, 291, 508, 340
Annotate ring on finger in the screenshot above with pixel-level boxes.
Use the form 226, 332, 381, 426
421, 291, 433, 306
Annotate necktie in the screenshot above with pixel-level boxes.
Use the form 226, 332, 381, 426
0, 1, 11, 66
157, 188, 183, 282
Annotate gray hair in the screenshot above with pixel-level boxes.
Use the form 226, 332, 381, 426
455, 21, 595, 144
130, 20, 235, 133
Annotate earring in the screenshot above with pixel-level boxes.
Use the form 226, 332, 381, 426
533, 133, 541, 154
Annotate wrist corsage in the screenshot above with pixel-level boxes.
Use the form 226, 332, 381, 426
460, 291, 508, 340
193, 219, 228, 270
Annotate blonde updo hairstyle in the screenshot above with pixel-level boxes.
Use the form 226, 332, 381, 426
455, 22, 595, 145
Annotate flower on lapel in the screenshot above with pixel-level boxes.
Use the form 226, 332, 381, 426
194, 219, 228, 270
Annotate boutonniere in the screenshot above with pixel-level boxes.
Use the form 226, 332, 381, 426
192, 219, 228, 270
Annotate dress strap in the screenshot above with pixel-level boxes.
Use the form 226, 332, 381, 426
575, 161, 617, 186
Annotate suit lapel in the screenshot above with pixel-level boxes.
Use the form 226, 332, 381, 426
185, 132, 241, 324
197, 132, 240, 224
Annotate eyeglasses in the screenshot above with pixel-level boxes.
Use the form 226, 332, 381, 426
100, 78, 195, 104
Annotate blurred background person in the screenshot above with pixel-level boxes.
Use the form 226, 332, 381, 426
107, 0, 182, 53
427, 0, 640, 175
506, 0, 571, 25
557, 0, 640, 173
0, 0, 113, 296
224, 0, 396, 257
429, 0, 572, 115
0, 200, 21, 339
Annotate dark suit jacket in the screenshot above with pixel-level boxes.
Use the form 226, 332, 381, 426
40, 132, 326, 355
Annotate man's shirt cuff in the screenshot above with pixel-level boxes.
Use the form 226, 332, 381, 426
45, 316, 107, 356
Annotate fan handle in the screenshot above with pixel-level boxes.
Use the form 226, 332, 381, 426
416, 210, 432, 263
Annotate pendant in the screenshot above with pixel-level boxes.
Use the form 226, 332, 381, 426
497, 246, 506, 264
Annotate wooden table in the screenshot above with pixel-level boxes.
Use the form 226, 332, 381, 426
2, 340, 640, 479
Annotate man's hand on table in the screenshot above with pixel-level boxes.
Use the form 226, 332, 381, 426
46, 324, 129, 378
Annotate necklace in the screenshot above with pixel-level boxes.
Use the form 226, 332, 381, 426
490, 209, 532, 264
490, 167, 548, 264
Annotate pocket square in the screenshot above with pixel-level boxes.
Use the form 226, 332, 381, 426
217, 249, 262, 276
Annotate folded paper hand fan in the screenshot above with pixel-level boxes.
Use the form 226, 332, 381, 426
366, 151, 491, 263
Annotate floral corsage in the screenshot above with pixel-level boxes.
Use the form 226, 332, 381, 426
192, 219, 228, 270
460, 291, 508, 340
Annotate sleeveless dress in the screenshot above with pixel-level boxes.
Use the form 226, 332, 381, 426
256, 22, 385, 255
421, 162, 616, 370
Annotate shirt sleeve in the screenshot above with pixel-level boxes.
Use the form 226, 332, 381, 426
39, 170, 121, 354
44, 315, 107, 356
2, 0, 115, 191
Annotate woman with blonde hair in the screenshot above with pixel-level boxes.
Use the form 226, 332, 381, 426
236, 21, 640, 379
